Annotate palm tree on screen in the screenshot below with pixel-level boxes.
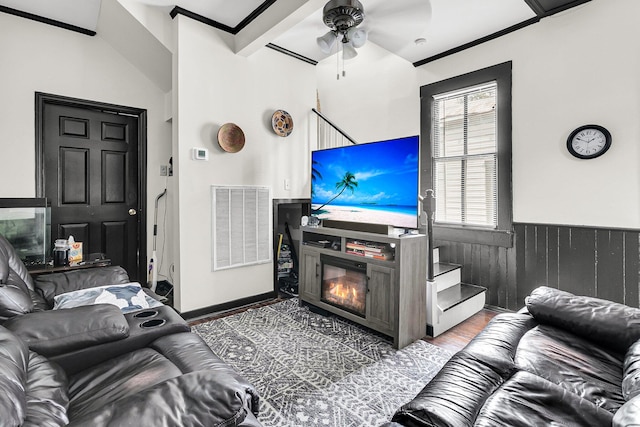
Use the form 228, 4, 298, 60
315, 171, 358, 211
311, 160, 322, 197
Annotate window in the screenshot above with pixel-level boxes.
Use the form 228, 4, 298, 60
433, 82, 497, 227
420, 62, 512, 247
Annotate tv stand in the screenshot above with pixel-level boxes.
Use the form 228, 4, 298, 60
299, 225, 426, 349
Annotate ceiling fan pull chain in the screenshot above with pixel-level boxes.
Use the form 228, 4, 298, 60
336, 39, 340, 80
341, 40, 346, 78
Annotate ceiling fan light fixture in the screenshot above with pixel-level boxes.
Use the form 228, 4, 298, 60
317, 30, 337, 54
342, 42, 358, 60
347, 27, 367, 48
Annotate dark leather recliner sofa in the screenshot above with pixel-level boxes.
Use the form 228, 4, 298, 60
386, 286, 640, 427
0, 234, 262, 426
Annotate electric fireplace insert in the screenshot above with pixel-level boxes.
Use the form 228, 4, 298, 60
320, 254, 367, 318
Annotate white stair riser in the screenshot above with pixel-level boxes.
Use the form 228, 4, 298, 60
426, 280, 437, 326
429, 292, 486, 337
435, 268, 461, 292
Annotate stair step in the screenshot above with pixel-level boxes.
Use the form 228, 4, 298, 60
432, 262, 459, 277
426, 284, 486, 338
431, 262, 461, 292
438, 283, 487, 312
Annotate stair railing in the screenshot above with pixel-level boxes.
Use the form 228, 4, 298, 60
420, 189, 436, 281
420, 189, 439, 335
312, 108, 357, 149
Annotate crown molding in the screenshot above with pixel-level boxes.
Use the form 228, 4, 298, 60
170, 0, 277, 35
0, 5, 95, 36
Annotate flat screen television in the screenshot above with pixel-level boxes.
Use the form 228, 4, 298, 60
311, 136, 420, 229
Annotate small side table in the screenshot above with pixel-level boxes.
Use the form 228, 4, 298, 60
27, 260, 112, 277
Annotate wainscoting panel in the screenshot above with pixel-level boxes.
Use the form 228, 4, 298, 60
433, 240, 517, 310
435, 223, 640, 311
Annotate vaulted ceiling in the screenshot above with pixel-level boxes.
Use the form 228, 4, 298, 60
0, 0, 591, 66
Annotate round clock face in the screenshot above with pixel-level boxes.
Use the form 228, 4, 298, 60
567, 125, 611, 159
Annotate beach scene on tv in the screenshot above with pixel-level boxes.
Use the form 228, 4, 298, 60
311, 136, 420, 229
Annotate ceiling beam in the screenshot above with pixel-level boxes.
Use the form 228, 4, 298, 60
170, 0, 278, 35
234, 0, 327, 57
169, 6, 235, 34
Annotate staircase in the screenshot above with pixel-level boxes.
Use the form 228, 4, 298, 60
426, 247, 486, 337
420, 189, 486, 337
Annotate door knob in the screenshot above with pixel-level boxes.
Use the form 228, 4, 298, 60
128, 208, 137, 216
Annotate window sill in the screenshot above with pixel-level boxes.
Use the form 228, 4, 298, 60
432, 224, 513, 248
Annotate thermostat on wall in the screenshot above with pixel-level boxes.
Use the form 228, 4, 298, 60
192, 147, 209, 160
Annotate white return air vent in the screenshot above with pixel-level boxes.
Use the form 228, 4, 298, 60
211, 186, 271, 271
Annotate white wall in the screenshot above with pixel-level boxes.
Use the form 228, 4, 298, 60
0, 11, 172, 276
173, 15, 317, 312
318, 0, 640, 229
118, 0, 175, 53
316, 43, 420, 143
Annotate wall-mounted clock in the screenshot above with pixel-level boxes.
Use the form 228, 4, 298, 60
566, 124, 611, 159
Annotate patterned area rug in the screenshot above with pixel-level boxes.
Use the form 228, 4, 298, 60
192, 299, 452, 427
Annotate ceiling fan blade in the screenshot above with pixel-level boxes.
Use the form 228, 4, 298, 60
364, 0, 432, 23
364, 0, 432, 51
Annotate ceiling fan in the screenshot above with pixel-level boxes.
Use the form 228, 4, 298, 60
316, 0, 432, 64
316, 0, 366, 60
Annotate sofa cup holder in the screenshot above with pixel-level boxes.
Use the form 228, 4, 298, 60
140, 318, 166, 329
134, 310, 159, 319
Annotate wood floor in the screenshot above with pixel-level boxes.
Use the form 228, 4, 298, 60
422, 308, 499, 353
188, 297, 501, 353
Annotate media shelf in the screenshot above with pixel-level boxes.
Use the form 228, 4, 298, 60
302, 231, 341, 251
299, 226, 427, 349
345, 238, 394, 261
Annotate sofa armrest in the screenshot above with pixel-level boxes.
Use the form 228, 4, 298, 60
0, 283, 34, 321
51, 305, 189, 375
613, 394, 640, 427
526, 286, 640, 354
34, 266, 130, 307
623, 339, 640, 400
149, 332, 260, 416
2, 304, 129, 357
66, 370, 260, 427
391, 351, 505, 427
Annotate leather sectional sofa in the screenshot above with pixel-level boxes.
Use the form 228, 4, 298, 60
0, 234, 262, 426
386, 286, 640, 427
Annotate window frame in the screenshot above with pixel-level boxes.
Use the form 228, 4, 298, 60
420, 61, 513, 247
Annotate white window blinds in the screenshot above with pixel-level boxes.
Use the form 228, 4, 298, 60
432, 82, 498, 227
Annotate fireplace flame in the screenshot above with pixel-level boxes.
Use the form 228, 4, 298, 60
326, 280, 365, 314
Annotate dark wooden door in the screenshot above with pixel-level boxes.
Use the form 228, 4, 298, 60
40, 99, 143, 281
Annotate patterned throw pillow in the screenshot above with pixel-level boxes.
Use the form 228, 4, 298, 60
53, 282, 163, 314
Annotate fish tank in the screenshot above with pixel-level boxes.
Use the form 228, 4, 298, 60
0, 198, 51, 266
